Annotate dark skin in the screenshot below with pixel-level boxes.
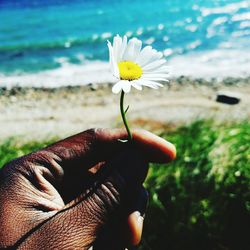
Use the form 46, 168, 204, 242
0, 128, 176, 249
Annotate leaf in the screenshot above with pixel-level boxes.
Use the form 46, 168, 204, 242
125, 105, 130, 114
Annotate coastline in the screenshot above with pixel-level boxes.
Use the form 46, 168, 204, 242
1, 76, 249, 141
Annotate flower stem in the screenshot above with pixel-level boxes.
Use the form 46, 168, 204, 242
120, 90, 132, 141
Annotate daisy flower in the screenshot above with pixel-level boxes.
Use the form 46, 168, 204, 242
107, 35, 169, 140
107, 35, 169, 94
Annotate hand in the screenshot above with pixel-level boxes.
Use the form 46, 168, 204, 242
0, 128, 176, 249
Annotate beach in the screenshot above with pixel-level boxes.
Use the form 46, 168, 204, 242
1, 77, 249, 141
1, 0, 250, 143
1, 1, 250, 249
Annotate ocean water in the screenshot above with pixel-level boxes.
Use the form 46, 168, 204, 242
0, 0, 250, 87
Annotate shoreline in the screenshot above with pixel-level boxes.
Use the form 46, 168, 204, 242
0, 77, 249, 141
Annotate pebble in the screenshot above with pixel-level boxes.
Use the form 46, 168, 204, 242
216, 91, 241, 105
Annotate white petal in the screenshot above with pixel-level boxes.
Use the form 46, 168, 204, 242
113, 35, 122, 63
142, 73, 169, 81
122, 81, 131, 93
136, 46, 153, 65
121, 37, 142, 62
142, 51, 163, 66
123, 38, 136, 61
118, 36, 128, 62
143, 65, 170, 74
142, 59, 167, 71
136, 47, 163, 66
142, 77, 169, 82
141, 82, 159, 89
143, 72, 169, 77
131, 38, 142, 61
131, 81, 143, 90
107, 40, 119, 78
112, 81, 124, 94
139, 80, 164, 89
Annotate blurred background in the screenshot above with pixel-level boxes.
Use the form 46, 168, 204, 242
0, 0, 249, 249
1, 0, 250, 86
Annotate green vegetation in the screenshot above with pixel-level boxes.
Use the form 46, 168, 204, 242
0, 120, 249, 250
143, 120, 250, 250
0, 139, 54, 168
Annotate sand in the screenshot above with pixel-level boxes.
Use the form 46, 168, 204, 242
0, 77, 249, 141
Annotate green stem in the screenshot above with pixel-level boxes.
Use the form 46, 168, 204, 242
120, 90, 132, 141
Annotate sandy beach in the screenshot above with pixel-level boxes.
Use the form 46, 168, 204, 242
0, 77, 249, 142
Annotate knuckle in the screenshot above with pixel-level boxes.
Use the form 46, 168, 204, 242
84, 128, 99, 139
86, 173, 125, 220
94, 181, 121, 210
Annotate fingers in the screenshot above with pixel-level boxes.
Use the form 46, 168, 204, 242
13, 128, 175, 248
41, 128, 176, 171
18, 149, 148, 249
127, 211, 144, 246
93, 212, 144, 250
132, 129, 176, 163
93, 186, 148, 250
127, 187, 148, 247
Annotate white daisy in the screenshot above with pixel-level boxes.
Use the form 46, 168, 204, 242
107, 35, 169, 94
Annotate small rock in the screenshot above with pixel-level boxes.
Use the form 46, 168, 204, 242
216, 91, 241, 105
88, 83, 98, 91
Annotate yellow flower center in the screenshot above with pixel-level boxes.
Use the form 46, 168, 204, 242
118, 61, 143, 81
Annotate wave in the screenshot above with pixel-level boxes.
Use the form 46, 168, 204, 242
0, 35, 106, 53
1, 48, 250, 89
0, 61, 115, 88
169, 48, 250, 80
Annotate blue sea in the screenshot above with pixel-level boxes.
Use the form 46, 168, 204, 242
0, 0, 250, 87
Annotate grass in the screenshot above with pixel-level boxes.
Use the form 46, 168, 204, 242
143, 120, 250, 250
0, 120, 249, 250
0, 138, 55, 168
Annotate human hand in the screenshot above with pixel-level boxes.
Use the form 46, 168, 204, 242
0, 128, 176, 249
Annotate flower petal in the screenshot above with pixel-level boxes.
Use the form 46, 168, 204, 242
113, 35, 122, 63
122, 37, 142, 62
139, 80, 164, 89
136, 46, 153, 65
131, 80, 143, 90
112, 81, 124, 94
132, 38, 142, 61
142, 59, 167, 71
121, 81, 131, 93
136, 46, 163, 67
144, 51, 163, 64
142, 72, 169, 82
118, 36, 128, 62
107, 40, 119, 78
142, 77, 169, 82
143, 65, 170, 74
143, 72, 169, 77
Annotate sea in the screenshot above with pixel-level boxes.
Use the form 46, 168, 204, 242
0, 0, 250, 88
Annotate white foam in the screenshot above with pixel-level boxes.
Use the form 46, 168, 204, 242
201, 1, 249, 16
231, 12, 250, 21
1, 49, 250, 89
0, 61, 116, 89
170, 49, 250, 79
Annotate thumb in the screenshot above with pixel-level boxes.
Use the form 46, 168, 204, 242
18, 148, 148, 250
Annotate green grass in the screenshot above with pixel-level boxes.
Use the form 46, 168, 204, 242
0, 120, 249, 250
0, 138, 55, 168
143, 120, 250, 250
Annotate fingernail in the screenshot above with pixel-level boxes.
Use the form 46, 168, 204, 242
138, 215, 144, 223
134, 211, 144, 222
134, 211, 141, 218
